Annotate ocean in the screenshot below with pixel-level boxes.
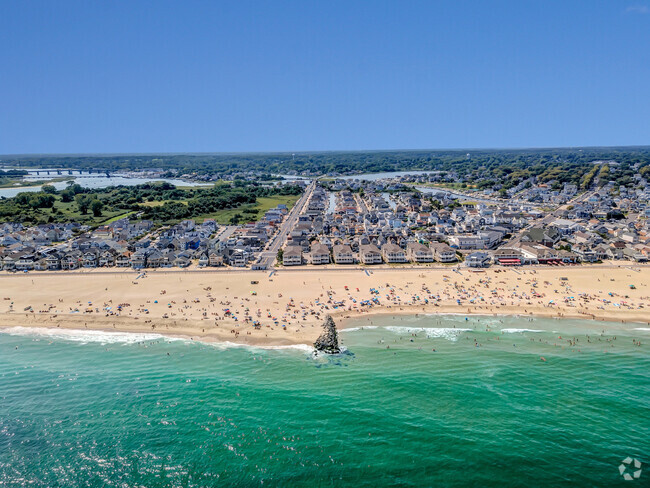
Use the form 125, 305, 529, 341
1, 315, 648, 487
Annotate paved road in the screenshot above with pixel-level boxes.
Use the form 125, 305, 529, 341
354, 193, 369, 214
255, 181, 316, 268
215, 225, 237, 242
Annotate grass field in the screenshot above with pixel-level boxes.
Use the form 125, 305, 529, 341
140, 200, 185, 207
198, 195, 300, 224
0, 176, 74, 189
6, 191, 300, 228
51, 198, 130, 226
103, 211, 135, 224
57, 193, 299, 226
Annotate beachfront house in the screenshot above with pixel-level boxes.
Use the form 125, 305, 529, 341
465, 251, 491, 268
429, 242, 457, 263
359, 244, 382, 265
198, 252, 210, 267
15, 254, 36, 271
310, 243, 330, 265
381, 243, 407, 263
208, 250, 223, 267
116, 252, 131, 267
1, 254, 16, 271
571, 244, 598, 263
45, 253, 61, 270
131, 250, 147, 269
492, 248, 525, 266
406, 242, 434, 262
226, 249, 248, 267
333, 244, 355, 264
34, 258, 48, 271
62, 251, 82, 270
174, 253, 192, 268
99, 250, 116, 267
283, 247, 303, 266
518, 244, 556, 264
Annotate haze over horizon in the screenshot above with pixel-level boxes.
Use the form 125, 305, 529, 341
1, 0, 649, 154
3, 144, 650, 160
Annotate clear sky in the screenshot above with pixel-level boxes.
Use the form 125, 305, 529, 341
1, 0, 649, 154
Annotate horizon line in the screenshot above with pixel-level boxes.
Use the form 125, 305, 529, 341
2, 144, 650, 159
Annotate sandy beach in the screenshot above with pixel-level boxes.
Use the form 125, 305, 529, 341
1, 264, 649, 346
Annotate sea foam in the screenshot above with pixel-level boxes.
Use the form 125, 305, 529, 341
383, 327, 471, 341
203, 341, 314, 354
340, 326, 378, 332
0, 326, 315, 354
500, 328, 544, 333
0, 326, 167, 344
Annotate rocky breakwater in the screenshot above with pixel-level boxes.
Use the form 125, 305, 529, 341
314, 315, 341, 354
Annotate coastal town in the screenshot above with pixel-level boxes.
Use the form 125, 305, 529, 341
4, 2, 650, 485
2, 164, 650, 272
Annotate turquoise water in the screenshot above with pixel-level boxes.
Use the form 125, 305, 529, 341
1, 315, 648, 487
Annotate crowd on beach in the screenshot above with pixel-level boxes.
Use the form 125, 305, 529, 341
2, 266, 649, 349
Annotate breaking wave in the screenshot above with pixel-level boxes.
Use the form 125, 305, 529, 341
382, 327, 471, 341
500, 328, 544, 333
0, 326, 167, 344
0, 327, 314, 353
340, 326, 378, 332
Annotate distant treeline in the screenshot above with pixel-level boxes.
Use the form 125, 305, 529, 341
2, 147, 650, 191
0, 169, 29, 186
0, 170, 28, 176
2, 147, 650, 173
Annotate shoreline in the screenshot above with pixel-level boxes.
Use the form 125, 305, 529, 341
1, 266, 649, 346
332, 302, 650, 328
1, 307, 647, 350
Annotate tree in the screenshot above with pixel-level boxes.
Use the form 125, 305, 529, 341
607, 210, 624, 220
60, 190, 74, 202
75, 194, 91, 214
276, 248, 283, 262
91, 199, 104, 217
41, 185, 57, 194
15, 192, 54, 209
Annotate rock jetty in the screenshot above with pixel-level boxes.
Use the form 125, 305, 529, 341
314, 315, 341, 354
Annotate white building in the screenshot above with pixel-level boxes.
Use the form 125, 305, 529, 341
283, 247, 303, 266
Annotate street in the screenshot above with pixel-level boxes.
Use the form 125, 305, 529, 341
255, 180, 316, 268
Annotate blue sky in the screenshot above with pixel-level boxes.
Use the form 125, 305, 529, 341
1, 0, 649, 154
